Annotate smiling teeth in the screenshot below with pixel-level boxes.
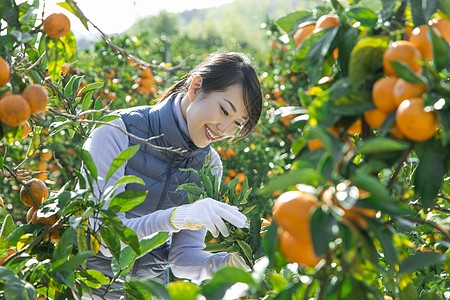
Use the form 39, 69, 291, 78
206, 125, 217, 140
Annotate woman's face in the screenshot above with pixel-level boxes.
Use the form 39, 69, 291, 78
185, 84, 248, 148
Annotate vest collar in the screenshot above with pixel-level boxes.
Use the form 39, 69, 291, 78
150, 93, 210, 159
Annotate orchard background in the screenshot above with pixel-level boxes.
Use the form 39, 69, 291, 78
1, 0, 450, 299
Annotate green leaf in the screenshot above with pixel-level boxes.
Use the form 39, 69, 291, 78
108, 190, 147, 213
415, 143, 447, 209
440, 0, 450, 15
53, 227, 75, 268
390, 61, 425, 83
430, 28, 449, 71
358, 137, 409, 154
105, 144, 139, 184
46, 38, 66, 81
60, 31, 76, 58
346, 7, 378, 26
57, 1, 89, 30
258, 168, 324, 195
201, 267, 254, 299
112, 175, 145, 190
409, 0, 427, 26
167, 281, 199, 300
203, 242, 231, 252
81, 90, 95, 111
77, 82, 104, 95
93, 97, 103, 120
125, 278, 171, 300
349, 37, 389, 89
100, 210, 141, 254
237, 240, 253, 263
399, 252, 447, 273
4, 277, 36, 300
52, 251, 92, 272
310, 207, 337, 256
351, 169, 392, 204
76, 146, 98, 181
138, 232, 169, 258
369, 220, 397, 267
100, 227, 121, 262
77, 269, 110, 288
0, 214, 15, 239
175, 183, 204, 198
275, 10, 312, 33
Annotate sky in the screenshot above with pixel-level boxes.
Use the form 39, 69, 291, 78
38, 0, 234, 37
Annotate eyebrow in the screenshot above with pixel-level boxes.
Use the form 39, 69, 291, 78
223, 98, 248, 120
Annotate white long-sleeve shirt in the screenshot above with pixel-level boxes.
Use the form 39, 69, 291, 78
83, 96, 231, 282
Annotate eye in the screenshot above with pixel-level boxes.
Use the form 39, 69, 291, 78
234, 121, 242, 128
220, 105, 229, 116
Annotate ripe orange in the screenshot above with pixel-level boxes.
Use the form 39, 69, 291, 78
314, 14, 340, 32
22, 84, 49, 114
105, 69, 116, 79
363, 108, 387, 130
409, 25, 433, 61
40, 149, 53, 162
0, 94, 31, 127
278, 229, 320, 267
43, 13, 71, 39
236, 172, 246, 183
372, 77, 398, 113
22, 121, 31, 138
0, 57, 10, 87
36, 172, 48, 182
389, 123, 404, 139
139, 67, 153, 78
36, 161, 48, 172
428, 17, 450, 42
293, 23, 316, 47
395, 97, 438, 141
228, 169, 237, 177
140, 77, 156, 89
307, 138, 324, 151
347, 119, 362, 135
26, 205, 38, 223
383, 40, 422, 76
19, 178, 49, 207
272, 190, 319, 241
392, 78, 427, 107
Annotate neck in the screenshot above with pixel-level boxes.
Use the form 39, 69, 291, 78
180, 94, 189, 122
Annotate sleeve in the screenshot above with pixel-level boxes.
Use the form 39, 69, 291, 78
168, 228, 231, 283
82, 118, 179, 256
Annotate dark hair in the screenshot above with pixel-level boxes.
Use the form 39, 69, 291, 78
158, 52, 263, 139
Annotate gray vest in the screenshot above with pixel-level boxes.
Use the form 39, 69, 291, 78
86, 94, 209, 296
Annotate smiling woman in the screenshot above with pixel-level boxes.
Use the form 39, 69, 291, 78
79, 52, 262, 299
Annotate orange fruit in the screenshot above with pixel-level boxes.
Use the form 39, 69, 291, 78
36, 172, 48, 182
36, 161, 48, 171
0, 94, 31, 127
314, 14, 340, 32
19, 178, 49, 207
347, 119, 362, 135
235, 183, 242, 193
0, 196, 4, 207
293, 23, 316, 47
372, 77, 398, 113
307, 138, 324, 151
139, 67, 153, 78
429, 17, 450, 42
409, 25, 433, 61
363, 108, 387, 130
278, 229, 320, 267
392, 78, 427, 107
43, 13, 71, 39
383, 40, 422, 76
272, 190, 319, 241
236, 172, 246, 183
40, 149, 53, 162
384, 296, 394, 300
105, 69, 116, 79
26, 205, 38, 223
228, 169, 237, 177
395, 97, 438, 142
22, 121, 31, 138
140, 77, 156, 89
0, 57, 10, 87
0, 248, 17, 265
22, 84, 49, 114
389, 123, 404, 139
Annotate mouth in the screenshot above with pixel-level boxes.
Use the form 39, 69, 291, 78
205, 125, 218, 141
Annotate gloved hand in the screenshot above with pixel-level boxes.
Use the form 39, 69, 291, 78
171, 198, 246, 238
229, 253, 251, 272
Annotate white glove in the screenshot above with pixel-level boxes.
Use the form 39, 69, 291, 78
171, 198, 247, 238
229, 253, 251, 272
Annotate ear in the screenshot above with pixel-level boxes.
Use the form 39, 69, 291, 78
188, 75, 203, 102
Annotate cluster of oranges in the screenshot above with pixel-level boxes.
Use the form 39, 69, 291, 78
0, 57, 49, 130
224, 169, 246, 193
272, 190, 321, 267
35, 149, 54, 182
135, 67, 158, 95
216, 146, 236, 160
21, 178, 59, 243
364, 17, 449, 142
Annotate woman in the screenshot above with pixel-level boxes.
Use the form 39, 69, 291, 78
82, 52, 263, 298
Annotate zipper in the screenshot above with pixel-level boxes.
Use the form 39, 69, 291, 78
156, 155, 174, 211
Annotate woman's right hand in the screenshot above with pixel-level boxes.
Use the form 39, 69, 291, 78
170, 198, 246, 238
